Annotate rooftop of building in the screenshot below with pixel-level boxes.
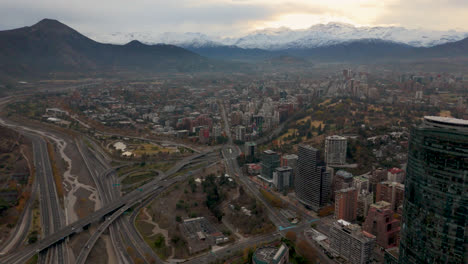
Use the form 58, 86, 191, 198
424, 116, 468, 132
263, 150, 277, 155
388, 168, 404, 174
385, 247, 399, 259
334, 220, 376, 241
253, 244, 288, 264
370, 201, 392, 210
380, 181, 405, 188
282, 154, 298, 159
245, 141, 257, 146
276, 166, 292, 172
336, 187, 356, 194
425, 116, 468, 126
336, 170, 353, 179
326, 135, 347, 140
353, 175, 368, 182
299, 144, 318, 151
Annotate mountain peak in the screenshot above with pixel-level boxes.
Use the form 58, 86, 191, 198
33, 18, 65, 28
30, 18, 76, 35
125, 40, 146, 47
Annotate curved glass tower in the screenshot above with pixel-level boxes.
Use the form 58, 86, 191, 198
399, 116, 468, 264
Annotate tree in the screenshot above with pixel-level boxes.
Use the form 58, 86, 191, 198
285, 231, 297, 242
154, 234, 165, 248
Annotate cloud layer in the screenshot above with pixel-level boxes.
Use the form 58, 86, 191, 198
0, 0, 467, 36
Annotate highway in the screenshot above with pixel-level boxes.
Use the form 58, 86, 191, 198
75, 140, 219, 264
218, 101, 291, 227
0, 142, 214, 264
0, 135, 39, 256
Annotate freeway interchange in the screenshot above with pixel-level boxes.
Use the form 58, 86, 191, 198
0, 96, 323, 264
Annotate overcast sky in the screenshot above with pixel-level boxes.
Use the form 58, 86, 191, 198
1, 0, 467, 36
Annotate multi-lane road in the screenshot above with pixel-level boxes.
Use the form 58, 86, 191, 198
0, 94, 325, 264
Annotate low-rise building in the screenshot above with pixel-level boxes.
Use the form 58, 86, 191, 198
252, 243, 289, 264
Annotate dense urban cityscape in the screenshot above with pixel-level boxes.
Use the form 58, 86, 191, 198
0, 1, 467, 264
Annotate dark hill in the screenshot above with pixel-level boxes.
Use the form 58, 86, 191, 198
0, 19, 209, 77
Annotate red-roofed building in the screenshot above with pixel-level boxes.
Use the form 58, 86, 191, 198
387, 168, 405, 183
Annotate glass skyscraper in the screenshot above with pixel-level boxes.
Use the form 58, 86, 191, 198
295, 145, 330, 211
399, 116, 468, 264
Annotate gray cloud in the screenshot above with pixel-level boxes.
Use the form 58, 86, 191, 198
374, 0, 468, 30
0, 0, 467, 36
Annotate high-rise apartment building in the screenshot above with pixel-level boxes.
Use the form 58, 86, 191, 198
330, 220, 376, 264
335, 187, 358, 222
260, 150, 280, 181
376, 181, 404, 212
333, 170, 353, 200
363, 201, 400, 249
357, 191, 374, 218
399, 116, 468, 264
273, 166, 293, 191
244, 142, 257, 158
325, 135, 347, 165
369, 168, 387, 193
353, 175, 370, 194
295, 145, 330, 211
235, 125, 246, 141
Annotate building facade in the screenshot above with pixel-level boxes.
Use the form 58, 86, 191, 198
244, 141, 257, 159
325, 135, 347, 165
295, 145, 330, 211
330, 220, 376, 264
260, 150, 280, 181
399, 116, 468, 264
273, 166, 293, 191
335, 187, 358, 222
363, 201, 400, 249
376, 181, 405, 212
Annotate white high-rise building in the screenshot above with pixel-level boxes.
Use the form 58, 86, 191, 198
329, 220, 375, 264
325, 135, 347, 165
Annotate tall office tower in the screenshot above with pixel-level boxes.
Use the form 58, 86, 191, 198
273, 166, 293, 191
363, 201, 400, 249
325, 135, 347, 165
369, 168, 387, 193
295, 145, 330, 211
330, 220, 376, 264
244, 142, 257, 159
235, 125, 246, 141
335, 187, 358, 222
282, 154, 298, 186
399, 116, 468, 264
260, 150, 280, 181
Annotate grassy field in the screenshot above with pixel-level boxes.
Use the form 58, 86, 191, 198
122, 171, 157, 185
132, 143, 179, 156
135, 219, 172, 260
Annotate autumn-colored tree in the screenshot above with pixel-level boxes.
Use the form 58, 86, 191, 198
296, 239, 318, 263
285, 231, 297, 242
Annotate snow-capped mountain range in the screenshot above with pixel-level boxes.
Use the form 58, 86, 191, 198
87, 22, 468, 50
